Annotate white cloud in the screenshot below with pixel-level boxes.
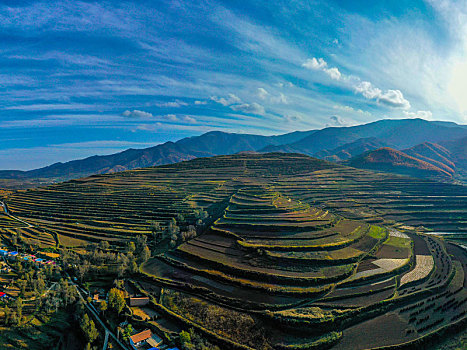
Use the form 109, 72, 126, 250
378, 90, 410, 109
302, 57, 328, 70
194, 100, 207, 105
210, 93, 242, 106
276, 81, 294, 88
324, 67, 341, 80
182, 116, 197, 123
164, 114, 178, 121
256, 88, 288, 104
270, 92, 288, 104
122, 109, 153, 118
303, 57, 411, 109
257, 87, 269, 100
354, 82, 410, 109
230, 102, 265, 115
403, 110, 433, 120
302, 57, 341, 80
121, 110, 197, 123
355, 81, 382, 99
156, 100, 188, 108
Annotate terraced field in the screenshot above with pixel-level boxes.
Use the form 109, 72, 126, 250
1, 153, 466, 349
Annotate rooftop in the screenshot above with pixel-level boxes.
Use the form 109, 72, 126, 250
130, 329, 152, 344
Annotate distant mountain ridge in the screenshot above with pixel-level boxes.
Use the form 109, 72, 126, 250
0, 130, 317, 182
0, 118, 466, 185
261, 118, 467, 154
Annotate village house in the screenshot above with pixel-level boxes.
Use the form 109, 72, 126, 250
129, 329, 163, 349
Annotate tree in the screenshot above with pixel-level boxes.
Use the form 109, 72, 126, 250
17, 279, 27, 296
10, 311, 17, 326
76, 263, 90, 282
167, 218, 179, 237
180, 330, 193, 349
80, 313, 98, 344
182, 225, 197, 241
99, 240, 110, 251
3, 306, 10, 325
126, 241, 135, 254
177, 213, 185, 223
150, 221, 160, 233
11, 230, 18, 247
117, 254, 129, 277
150, 221, 161, 242
99, 300, 108, 316
33, 275, 46, 295
45, 293, 60, 313
108, 288, 125, 314
194, 209, 208, 221
76, 299, 86, 317
113, 279, 124, 289
140, 245, 151, 263
58, 279, 77, 306
135, 235, 147, 253
15, 297, 23, 324
122, 324, 134, 341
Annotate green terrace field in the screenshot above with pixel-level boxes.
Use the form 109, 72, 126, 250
1, 153, 466, 349
274, 167, 467, 233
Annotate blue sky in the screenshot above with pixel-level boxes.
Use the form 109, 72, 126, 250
1, 0, 467, 169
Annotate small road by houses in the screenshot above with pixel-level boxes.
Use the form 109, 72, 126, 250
71, 280, 131, 350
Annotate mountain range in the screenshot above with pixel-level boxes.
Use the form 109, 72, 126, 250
0, 118, 466, 186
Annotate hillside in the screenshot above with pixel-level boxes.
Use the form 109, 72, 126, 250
403, 142, 456, 175
442, 136, 467, 169
313, 137, 393, 162
2, 152, 466, 349
346, 147, 453, 180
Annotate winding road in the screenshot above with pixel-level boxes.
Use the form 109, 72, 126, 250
0, 200, 33, 228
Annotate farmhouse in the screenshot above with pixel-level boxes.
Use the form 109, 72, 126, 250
129, 296, 150, 307
129, 329, 162, 349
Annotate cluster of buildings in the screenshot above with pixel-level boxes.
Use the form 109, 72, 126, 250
0, 248, 56, 266
91, 285, 179, 350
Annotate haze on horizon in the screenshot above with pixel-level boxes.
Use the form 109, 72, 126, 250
1, 0, 467, 170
